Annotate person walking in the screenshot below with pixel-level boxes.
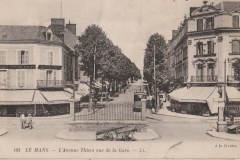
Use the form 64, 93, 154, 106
20, 113, 26, 129
26, 114, 33, 130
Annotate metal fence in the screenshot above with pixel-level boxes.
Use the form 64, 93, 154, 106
224, 105, 240, 122
74, 102, 143, 121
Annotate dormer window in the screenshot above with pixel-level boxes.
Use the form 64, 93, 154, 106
46, 30, 53, 41
205, 17, 214, 30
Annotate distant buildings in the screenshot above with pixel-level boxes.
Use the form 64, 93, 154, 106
166, 1, 240, 116
0, 18, 87, 116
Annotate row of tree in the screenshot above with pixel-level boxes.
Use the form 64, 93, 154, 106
143, 33, 168, 93
75, 24, 141, 83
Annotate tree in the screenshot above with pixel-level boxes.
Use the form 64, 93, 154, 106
232, 59, 240, 87
143, 33, 167, 92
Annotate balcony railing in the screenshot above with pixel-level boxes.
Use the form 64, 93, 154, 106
194, 53, 216, 58
37, 80, 65, 88
190, 76, 218, 82
227, 75, 239, 83
175, 76, 187, 83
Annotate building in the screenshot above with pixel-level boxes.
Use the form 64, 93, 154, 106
166, 1, 240, 116
0, 18, 81, 116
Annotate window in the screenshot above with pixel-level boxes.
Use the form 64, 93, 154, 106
17, 70, 25, 87
205, 17, 214, 30
232, 40, 240, 54
47, 51, 53, 65
46, 70, 56, 81
196, 42, 203, 55
233, 16, 239, 28
0, 51, 6, 64
46, 32, 52, 40
207, 41, 214, 54
0, 70, 6, 87
183, 47, 188, 59
197, 19, 203, 31
18, 50, 29, 64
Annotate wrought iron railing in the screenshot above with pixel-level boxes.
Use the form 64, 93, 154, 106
74, 102, 143, 121
224, 106, 240, 122
37, 80, 65, 88
190, 76, 218, 82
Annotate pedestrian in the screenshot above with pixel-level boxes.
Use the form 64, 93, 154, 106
26, 114, 33, 129
20, 113, 26, 129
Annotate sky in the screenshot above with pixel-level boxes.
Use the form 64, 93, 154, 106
0, 0, 232, 71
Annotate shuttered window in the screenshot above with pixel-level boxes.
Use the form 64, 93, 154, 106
232, 40, 240, 54
18, 50, 29, 64
233, 16, 239, 28
207, 41, 214, 54
17, 70, 25, 87
196, 42, 203, 55
6, 70, 10, 87
0, 51, 6, 64
47, 51, 53, 65
197, 19, 203, 31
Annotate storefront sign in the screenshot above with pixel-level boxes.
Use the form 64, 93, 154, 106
0, 65, 36, 69
38, 65, 62, 70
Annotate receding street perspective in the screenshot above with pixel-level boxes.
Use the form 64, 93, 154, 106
0, 0, 240, 159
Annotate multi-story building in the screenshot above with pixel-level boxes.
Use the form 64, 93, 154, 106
166, 1, 240, 116
0, 18, 80, 116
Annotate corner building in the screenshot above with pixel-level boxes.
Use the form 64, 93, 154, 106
166, 1, 240, 116
0, 18, 80, 116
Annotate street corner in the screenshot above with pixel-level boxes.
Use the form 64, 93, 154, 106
56, 130, 96, 141
0, 129, 8, 136
207, 130, 240, 141
134, 129, 160, 141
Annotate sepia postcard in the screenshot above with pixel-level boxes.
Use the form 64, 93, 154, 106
0, 0, 240, 159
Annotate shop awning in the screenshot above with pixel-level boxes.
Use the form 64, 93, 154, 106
226, 86, 240, 102
32, 90, 48, 104
168, 87, 188, 102
206, 87, 219, 114
78, 83, 89, 95
181, 87, 215, 103
40, 91, 70, 104
0, 90, 34, 105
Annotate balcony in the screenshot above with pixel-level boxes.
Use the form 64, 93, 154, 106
190, 76, 218, 83
227, 75, 239, 83
175, 76, 187, 83
37, 80, 65, 88
194, 53, 216, 58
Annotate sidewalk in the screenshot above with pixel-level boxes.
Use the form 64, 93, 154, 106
207, 130, 240, 141
147, 101, 218, 120
56, 129, 159, 141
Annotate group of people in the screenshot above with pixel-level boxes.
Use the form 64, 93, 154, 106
20, 113, 33, 129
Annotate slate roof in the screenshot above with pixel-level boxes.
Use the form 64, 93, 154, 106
215, 1, 240, 12
0, 25, 77, 52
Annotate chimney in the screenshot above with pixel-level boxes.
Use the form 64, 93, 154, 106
51, 18, 65, 42
66, 21, 76, 35
172, 30, 178, 39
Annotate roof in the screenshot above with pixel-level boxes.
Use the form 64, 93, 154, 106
0, 25, 62, 44
63, 28, 78, 50
215, 1, 240, 12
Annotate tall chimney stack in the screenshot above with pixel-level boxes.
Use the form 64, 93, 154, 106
66, 20, 76, 35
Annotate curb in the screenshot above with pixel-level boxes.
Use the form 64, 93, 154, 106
146, 109, 217, 120
207, 130, 240, 141
56, 129, 159, 141
0, 129, 8, 136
